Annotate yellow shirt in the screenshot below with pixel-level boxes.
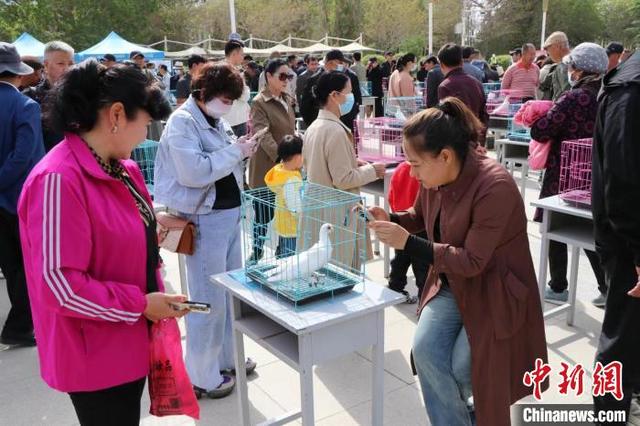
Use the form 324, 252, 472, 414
264, 164, 303, 237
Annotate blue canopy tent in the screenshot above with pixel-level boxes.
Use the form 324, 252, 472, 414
77, 31, 164, 61
12, 32, 45, 58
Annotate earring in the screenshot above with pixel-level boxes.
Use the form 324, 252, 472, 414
111, 125, 118, 134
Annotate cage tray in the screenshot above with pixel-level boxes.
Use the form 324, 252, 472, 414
559, 190, 591, 209
245, 263, 359, 305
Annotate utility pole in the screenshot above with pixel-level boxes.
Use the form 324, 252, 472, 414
229, 0, 237, 33
428, 1, 433, 54
541, 0, 549, 48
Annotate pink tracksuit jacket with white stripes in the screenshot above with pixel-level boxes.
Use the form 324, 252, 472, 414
18, 133, 163, 392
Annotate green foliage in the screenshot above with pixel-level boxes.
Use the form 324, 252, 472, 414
1, 0, 637, 56
490, 54, 512, 71
399, 36, 426, 57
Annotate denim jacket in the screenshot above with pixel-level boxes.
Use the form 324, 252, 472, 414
154, 96, 244, 214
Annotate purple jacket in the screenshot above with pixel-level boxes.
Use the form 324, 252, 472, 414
438, 67, 489, 143
18, 133, 162, 392
530, 76, 600, 221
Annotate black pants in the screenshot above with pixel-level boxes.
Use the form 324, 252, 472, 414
593, 249, 640, 424
69, 377, 146, 426
275, 236, 297, 259
251, 191, 275, 258
548, 240, 607, 294
389, 231, 429, 299
373, 97, 384, 117
0, 208, 32, 338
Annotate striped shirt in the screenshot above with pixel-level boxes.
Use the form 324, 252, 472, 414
501, 61, 540, 98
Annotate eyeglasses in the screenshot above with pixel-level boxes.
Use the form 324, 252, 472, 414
277, 73, 295, 82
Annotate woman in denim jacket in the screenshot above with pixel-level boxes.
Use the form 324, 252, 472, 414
154, 62, 258, 399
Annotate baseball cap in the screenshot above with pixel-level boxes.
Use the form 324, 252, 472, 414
325, 49, 351, 64
129, 51, 144, 60
173, 61, 184, 68
100, 53, 116, 63
544, 31, 569, 49
509, 47, 522, 56
562, 42, 608, 74
0, 42, 34, 75
605, 42, 624, 56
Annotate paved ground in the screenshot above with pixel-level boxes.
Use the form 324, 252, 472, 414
0, 170, 608, 425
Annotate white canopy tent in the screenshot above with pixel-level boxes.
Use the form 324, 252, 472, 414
299, 42, 333, 53
339, 42, 379, 52
164, 46, 208, 59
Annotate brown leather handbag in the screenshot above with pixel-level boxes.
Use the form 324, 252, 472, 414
156, 213, 196, 255
156, 186, 212, 255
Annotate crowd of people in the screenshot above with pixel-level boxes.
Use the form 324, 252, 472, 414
0, 30, 638, 426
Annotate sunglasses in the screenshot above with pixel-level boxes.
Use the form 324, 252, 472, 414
277, 73, 295, 82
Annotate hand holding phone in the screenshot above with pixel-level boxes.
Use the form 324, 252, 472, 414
170, 301, 211, 314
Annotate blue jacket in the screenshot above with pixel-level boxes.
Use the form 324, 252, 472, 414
154, 95, 245, 215
0, 82, 45, 214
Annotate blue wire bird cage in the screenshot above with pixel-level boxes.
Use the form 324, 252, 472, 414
130, 139, 159, 196
240, 182, 368, 306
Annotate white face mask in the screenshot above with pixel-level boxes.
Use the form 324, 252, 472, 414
567, 71, 577, 87
204, 98, 232, 118
336, 64, 345, 72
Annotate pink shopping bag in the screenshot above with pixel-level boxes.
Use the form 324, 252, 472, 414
148, 318, 200, 420
528, 140, 551, 171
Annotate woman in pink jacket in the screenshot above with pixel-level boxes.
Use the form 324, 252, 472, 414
18, 60, 188, 425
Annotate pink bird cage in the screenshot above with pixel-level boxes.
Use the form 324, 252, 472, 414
558, 138, 593, 208
354, 117, 405, 164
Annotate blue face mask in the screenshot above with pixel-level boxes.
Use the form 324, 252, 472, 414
336, 64, 345, 72
339, 93, 355, 116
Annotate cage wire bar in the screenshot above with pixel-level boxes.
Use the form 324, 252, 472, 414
130, 139, 159, 196
354, 117, 405, 164
558, 138, 593, 208
240, 182, 368, 306
486, 89, 526, 116
384, 96, 425, 119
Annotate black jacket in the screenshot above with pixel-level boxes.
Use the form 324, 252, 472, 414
592, 51, 640, 266
367, 65, 384, 97
22, 80, 63, 152
300, 67, 362, 130
425, 65, 444, 108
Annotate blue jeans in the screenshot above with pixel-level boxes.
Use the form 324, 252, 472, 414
413, 285, 474, 426
184, 208, 242, 390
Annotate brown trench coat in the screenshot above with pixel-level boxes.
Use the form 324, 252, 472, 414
396, 150, 548, 426
248, 88, 296, 189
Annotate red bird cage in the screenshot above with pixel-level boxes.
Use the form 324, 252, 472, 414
558, 138, 593, 208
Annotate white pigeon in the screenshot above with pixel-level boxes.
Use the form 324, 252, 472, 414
265, 223, 334, 283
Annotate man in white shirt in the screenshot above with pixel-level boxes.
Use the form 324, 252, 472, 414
223, 39, 251, 137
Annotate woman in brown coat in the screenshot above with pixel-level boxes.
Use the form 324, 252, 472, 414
369, 97, 548, 426
248, 58, 296, 262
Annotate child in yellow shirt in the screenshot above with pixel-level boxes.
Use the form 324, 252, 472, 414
264, 135, 303, 259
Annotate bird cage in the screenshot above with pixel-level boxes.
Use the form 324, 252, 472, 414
354, 117, 405, 164
482, 82, 501, 96
486, 89, 526, 115
130, 139, 159, 196
240, 183, 368, 305
384, 96, 425, 119
558, 138, 593, 208
507, 118, 531, 142
360, 81, 372, 97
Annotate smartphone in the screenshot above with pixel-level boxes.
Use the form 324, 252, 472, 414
250, 127, 269, 140
171, 301, 211, 314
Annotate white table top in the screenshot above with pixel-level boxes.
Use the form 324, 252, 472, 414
211, 270, 404, 334
495, 138, 530, 147
531, 195, 593, 220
